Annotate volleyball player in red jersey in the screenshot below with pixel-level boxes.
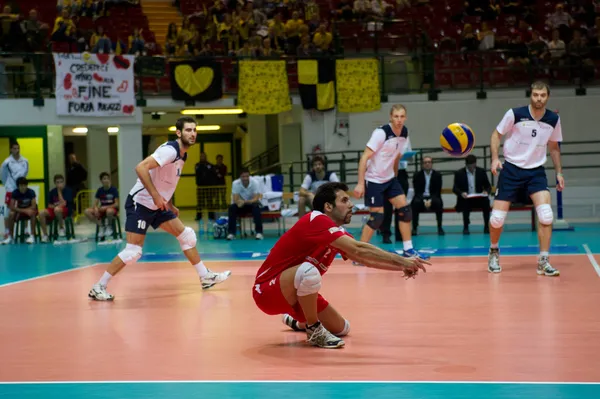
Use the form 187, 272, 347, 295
252, 182, 429, 349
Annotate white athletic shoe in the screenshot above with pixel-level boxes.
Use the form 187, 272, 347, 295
88, 283, 115, 301
255, 233, 264, 240
488, 248, 501, 273
201, 269, 232, 290
306, 322, 345, 349
1, 237, 12, 245
537, 256, 560, 276
226, 234, 235, 240
25, 236, 35, 244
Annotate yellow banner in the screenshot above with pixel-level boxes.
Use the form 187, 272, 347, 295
238, 61, 291, 115
336, 59, 381, 113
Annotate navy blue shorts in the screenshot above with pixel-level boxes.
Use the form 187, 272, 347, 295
364, 178, 405, 208
495, 162, 549, 202
124, 195, 177, 235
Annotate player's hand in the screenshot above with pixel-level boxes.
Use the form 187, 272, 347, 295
169, 203, 180, 217
401, 256, 430, 279
491, 159, 503, 176
353, 184, 364, 199
461, 192, 468, 199
153, 194, 168, 210
556, 174, 565, 192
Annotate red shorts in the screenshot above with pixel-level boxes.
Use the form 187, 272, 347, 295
46, 206, 68, 221
4, 191, 12, 205
97, 207, 118, 218
252, 272, 329, 323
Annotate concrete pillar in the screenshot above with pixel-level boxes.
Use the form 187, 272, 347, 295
46, 125, 65, 183
116, 124, 143, 221
86, 127, 111, 190
245, 114, 267, 161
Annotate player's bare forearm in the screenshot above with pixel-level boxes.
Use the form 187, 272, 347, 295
394, 156, 400, 177
549, 142, 562, 174
490, 130, 501, 161
357, 149, 373, 185
135, 158, 161, 199
351, 241, 413, 271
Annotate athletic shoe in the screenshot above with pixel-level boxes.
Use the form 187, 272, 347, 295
537, 256, 560, 276
488, 248, 501, 273
25, 236, 35, 244
403, 248, 430, 260
306, 322, 345, 349
201, 269, 232, 290
282, 314, 305, 331
88, 283, 114, 301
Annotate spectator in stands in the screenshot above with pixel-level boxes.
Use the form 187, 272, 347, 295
297, 156, 339, 218
260, 35, 282, 55
39, 174, 74, 242
165, 22, 178, 55
337, 0, 355, 21
195, 152, 217, 221
91, 26, 112, 53
371, 0, 394, 19
297, 33, 315, 56
483, 0, 501, 21
218, 13, 235, 52
568, 28, 595, 81
210, 0, 226, 23
527, 30, 549, 67
84, 172, 119, 239
128, 27, 145, 55
268, 13, 286, 50
460, 23, 479, 51
546, 4, 574, 31
52, 8, 76, 44
411, 156, 444, 236
547, 28, 567, 75
477, 22, 495, 50
20, 9, 49, 52
1, 177, 37, 245
453, 154, 491, 235
353, 0, 371, 21
313, 24, 333, 53
0, 5, 21, 51
227, 168, 263, 241
246, 3, 267, 26
285, 11, 304, 54
506, 35, 530, 66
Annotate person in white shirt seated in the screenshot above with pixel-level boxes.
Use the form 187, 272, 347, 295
452, 154, 492, 235
297, 155, 339, 217
228, 168, 263, 240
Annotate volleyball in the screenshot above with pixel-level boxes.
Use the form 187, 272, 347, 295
440, 123, 475, 157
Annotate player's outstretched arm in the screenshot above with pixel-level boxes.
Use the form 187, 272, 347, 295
134, 156, 166, 209
330, 235, 429, 277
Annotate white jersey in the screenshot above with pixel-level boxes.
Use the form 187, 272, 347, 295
365, 124, 408, 183
496, 105, 562, 169
301, 170, 339, 192
0, 155, 29, 192
129, 141, 187, 210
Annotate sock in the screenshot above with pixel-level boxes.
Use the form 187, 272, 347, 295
403, 240, 413, 251
490, 242, 499, 249
306, 321, 321, 330
194, 261, 209, 278
540, 251, 549, 258
98, 271, 112, 286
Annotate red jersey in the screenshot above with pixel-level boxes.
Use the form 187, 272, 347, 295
254, 211, 351, 283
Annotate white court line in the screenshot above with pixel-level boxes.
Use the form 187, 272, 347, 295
582, 244, 600, 277
0, 380, 598, 385
0, 263, 100, 289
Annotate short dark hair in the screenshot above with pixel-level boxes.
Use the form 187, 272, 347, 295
465, 154, 477, 165
531, 80, 550, 95
216, 154, 223, 159
313, 182, 349, 213
16, 177, 28, 186
239, 167, 250, 176
99, 172, 110, 180
10, 142, 19, 149
312, 155, 325, 166
54, 174, 65, 182
175, 116, 197, 131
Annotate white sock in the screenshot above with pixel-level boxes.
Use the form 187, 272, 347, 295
403, 240, 413, 251
540, 251, 549, 258
490, 242, 499, 249
98, 271, 112, 286
194, 261, 209, 277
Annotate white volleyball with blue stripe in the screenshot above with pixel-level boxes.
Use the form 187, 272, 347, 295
440, 123, 475, 157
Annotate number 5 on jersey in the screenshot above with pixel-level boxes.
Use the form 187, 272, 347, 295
532, 129, 537, 137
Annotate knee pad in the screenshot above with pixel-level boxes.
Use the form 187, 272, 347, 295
366, 212, 384, 230
336, 319, 351, 337
177, 226, 197, 251
294, 262, 322, 297
118, 243, 142, 265
536, 204, 553, 225
490, 210, 507, 229
395, 205, 412, 222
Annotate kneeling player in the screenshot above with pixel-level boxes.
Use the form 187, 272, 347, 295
252, 182, 429, 349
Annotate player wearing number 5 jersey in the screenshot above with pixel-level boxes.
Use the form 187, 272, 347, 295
88, 117, 231, 301
488, 81, 564, 276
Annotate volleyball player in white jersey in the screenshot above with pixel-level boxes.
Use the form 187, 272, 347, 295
353, 104, 428, 260
88, 117, 232, 301
488, 81, 564, 276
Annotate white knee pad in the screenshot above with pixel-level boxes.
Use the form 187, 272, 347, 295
294, 262, 322, 297
490, 209, 507, 229
536, 204, 554, 225
177, 227, 197, 251
336, 319, 351, 337
118, 243, 143, 265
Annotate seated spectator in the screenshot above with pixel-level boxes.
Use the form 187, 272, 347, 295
411, 156, 444, 235
477, 22, 495, 50
460, 23, 479, 51
546, 3, 574, 42
91, 26, 112, 53
453, 155, 491, 235
285, 11, 304, 54
165, 22, 178, 56
353, 0, 371, 21
568, 28, 595, 81
0, 5, 21, 51
227, 168, 263, 240
1, 177, 37, 245
297, 33, 315, 56
268, 13, 286, 49
39, 174, 74, 242
371, 0, 394, 19
507, 35, 530, 66
20, 9, 49, 51
527, 30, 549, 66
84, 172, 119, 239
313, 24, 333, 53
298, 156, 339, 218
128, 27, 145, 55
52, 8, 76, 44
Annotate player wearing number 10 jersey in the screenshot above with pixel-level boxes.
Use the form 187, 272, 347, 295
252, 182, 429, 349
488, 81, 564, 276
88, 117, 231, 301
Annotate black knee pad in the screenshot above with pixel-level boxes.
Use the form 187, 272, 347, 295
366, 212, 384, 230
395, 205, 412, 222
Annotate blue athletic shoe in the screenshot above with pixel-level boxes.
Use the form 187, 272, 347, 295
402, 248, 430, 260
